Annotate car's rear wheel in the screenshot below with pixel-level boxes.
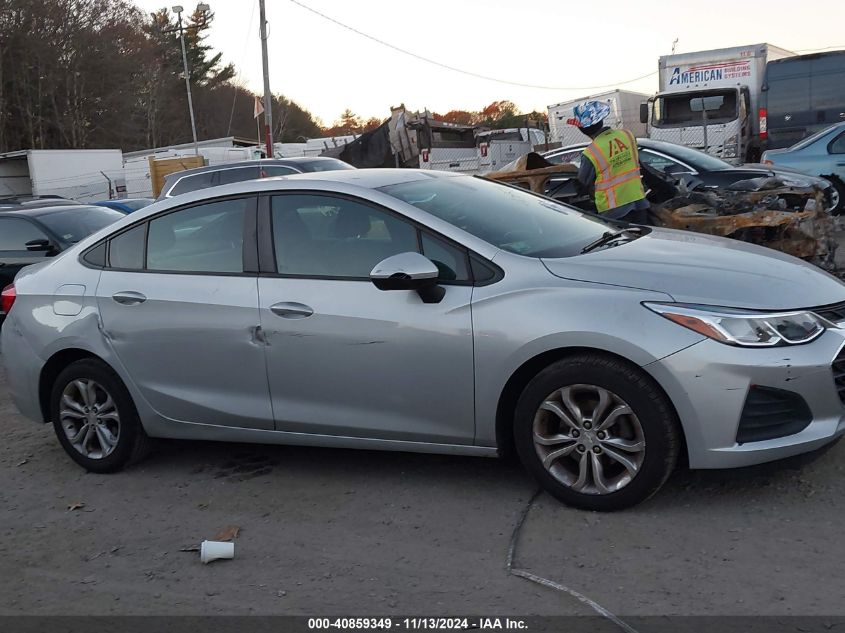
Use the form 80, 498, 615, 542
514, 354, 680, 511
50, 359, 150, 473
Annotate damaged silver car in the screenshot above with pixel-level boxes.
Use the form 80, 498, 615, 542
3, 169, 845, 511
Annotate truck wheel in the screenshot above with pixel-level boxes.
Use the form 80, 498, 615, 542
513, 354, 680, 511
50, 359, 151, 473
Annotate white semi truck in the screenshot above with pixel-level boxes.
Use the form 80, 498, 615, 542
642, 43, 793, 164
548, 89, 649, 148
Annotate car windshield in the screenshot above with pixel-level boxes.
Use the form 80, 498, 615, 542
646, 141, 733, 171
380, 176, 614, 258
38, 207, 125, 244
296, 159, 355, 173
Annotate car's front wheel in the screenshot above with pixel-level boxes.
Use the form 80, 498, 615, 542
50, 359, 150, 473
514, 354, 680, 511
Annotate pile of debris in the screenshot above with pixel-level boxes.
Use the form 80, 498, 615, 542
489, 153, 838, 272
646, 171, 837, 272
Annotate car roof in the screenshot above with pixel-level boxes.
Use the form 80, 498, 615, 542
0, 204, 103, 217
162, 156, 349, 179
262, 167, 460, 189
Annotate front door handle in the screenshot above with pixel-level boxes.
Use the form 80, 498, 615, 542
112, 291, 147, 306
269, 301, 314, 319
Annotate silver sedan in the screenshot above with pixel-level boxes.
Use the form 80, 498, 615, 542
3, 169, 845, 510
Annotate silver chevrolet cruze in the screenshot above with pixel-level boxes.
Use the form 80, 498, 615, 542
3, 169, 845, 510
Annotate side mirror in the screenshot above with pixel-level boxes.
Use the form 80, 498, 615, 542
25, 238, 55, 253
639, 102, 649, 124
370, 252, 444, 303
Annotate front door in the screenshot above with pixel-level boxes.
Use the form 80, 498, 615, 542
257, 192, 475, 444
96, 196, 273, 430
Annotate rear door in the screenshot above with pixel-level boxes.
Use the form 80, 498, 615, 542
96, 195, 273, 430
256, 192, 476, 444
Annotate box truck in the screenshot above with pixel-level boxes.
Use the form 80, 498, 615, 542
548, 89, 649, 148
642, 43, 794, 163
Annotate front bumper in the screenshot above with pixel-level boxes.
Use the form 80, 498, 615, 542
646, 330, 845, 469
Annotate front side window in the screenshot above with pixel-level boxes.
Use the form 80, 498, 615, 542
0, 217, 49, 251
829, 132, 845, 155
271, 194, 418, 277
639, 150, 690, 175
421, 233, 469, 281
146, 198, 246, 273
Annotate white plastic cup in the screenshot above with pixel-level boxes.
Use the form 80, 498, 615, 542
200, 540, 234, 564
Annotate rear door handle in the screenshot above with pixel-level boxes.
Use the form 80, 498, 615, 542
112, 291, 147, 306
269, 301, 313, 319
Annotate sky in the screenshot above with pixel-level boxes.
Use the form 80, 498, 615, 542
134, 0, 845, 126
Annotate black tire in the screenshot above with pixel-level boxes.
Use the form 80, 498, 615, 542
513, 353, 680, 511
50, 359, 151, 473
823, 175, 845, 215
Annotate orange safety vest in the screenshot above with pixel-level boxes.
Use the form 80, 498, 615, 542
583, 129, 646, 212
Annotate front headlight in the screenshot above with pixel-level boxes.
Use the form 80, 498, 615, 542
643, 303, 831, 347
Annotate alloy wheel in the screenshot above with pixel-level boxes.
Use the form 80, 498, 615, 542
59, 379, 121, 460
532, 384, 645, 495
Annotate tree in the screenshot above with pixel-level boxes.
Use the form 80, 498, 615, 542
433, 110, 474, 125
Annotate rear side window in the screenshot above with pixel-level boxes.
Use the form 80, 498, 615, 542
168, 172, 214, 197
147, 198, 246, 273
831, 133, 845, 155
108, 224, 146, 270
217, 166, 259, 185
261, 165, 298, 177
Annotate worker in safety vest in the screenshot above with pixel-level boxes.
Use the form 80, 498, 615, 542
574, 101, 649, 224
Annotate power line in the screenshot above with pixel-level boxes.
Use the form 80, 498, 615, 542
227, 0, 258, 136
286, 0, 657, 92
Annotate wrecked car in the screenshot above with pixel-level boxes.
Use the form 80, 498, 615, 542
488, 139, 837, 271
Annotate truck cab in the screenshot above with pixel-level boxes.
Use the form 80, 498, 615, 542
644, 86, 751, 163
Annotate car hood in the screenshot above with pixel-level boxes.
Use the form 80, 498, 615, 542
542, 228, 845, 310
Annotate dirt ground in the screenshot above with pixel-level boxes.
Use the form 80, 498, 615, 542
1, 356, 845, 621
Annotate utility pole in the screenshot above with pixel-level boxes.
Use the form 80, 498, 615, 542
258, 0, 274, 157
165, 3, 211, 156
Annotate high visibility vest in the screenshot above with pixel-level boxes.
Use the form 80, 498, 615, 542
583, 128, 646, 213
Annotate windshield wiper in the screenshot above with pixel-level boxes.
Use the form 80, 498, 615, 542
580, 227, 645, 254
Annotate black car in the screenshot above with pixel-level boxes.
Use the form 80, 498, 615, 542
542, 138, 836, 211
0, 204, 124, 311
156, 157, 355, 200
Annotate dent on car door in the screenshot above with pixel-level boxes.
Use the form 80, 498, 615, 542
95, 195, 273, 430
256, 193, 476, 444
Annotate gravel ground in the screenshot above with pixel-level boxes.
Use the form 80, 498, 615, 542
2, 357, 844, 620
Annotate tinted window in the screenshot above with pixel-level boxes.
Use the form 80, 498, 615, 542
766, 59, 812, 123
810, 54, 845, 114
108, 224, 146, 270
831, 132, 845, 154
217, 166, 259, 185
147, 199, 247, 273
639, 150, 691, 175
83, 242, 106, 267
38, 207, 124, 245
0, 217, 48, 250
381, 176, 611, 258
169, 172, 214, 197
261, 165, 298, 177
272, 195, 418, 277
421, 233, 469, 281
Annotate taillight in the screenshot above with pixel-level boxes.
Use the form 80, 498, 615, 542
759, 108, 768, 140
1, 283, 15, 314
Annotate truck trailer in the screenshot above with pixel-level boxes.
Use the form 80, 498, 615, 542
548, 90, 649, 148
643, 43, 794, 163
